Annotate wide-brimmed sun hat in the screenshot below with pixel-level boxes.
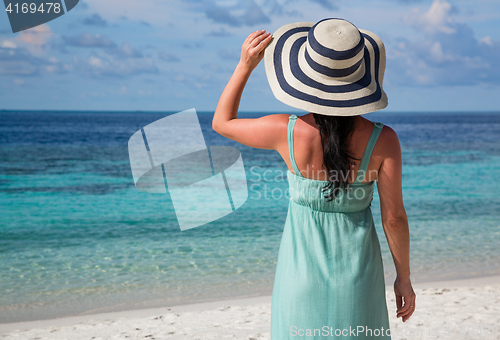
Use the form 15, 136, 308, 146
264, 18, 388, 116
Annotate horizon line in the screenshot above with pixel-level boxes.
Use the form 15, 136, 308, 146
1, 109, 500, 115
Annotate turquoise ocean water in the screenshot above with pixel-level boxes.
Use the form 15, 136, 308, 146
1, 111, 499, 323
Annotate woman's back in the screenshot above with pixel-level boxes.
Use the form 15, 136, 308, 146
283, 114, 384, 213
279, 113, 388, 184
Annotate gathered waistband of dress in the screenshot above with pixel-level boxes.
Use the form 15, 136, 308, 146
289, 198, 371, 214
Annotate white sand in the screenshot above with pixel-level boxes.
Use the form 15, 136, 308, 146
1, 275, 499, 340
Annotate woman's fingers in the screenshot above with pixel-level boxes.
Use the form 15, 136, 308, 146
396, 303, 410, 317
399, 303, 415, 322
405, 302, 415, 321
245, 30, 265, 45
396, 298, 410, 314
256, 34, 273, 53
397, 296, 416, 322
249, 31, 271, 48
395, 293, 403, 311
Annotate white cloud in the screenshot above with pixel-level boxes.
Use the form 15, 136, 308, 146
15, 24, 53, 47
479, 36, 494, 46
389, 0, 500, 86
158, 51, 180, 62
83, 0, 181, 27
404, 0, 457, 34
0, 50, 38, 75
0, 23, 73, 76
89, 56, 103, 67
79, 53, 159, 78
1, 40, 17, 49
113, 43, 143, 58
0, 29, 148, 78
0, 44, 68, 76
12, 24, 55, 57
62, 33, 116, 48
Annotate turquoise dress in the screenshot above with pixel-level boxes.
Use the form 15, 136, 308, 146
271, 115, 391, 339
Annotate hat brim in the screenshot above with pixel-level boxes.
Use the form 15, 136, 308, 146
264, 21, 388, 116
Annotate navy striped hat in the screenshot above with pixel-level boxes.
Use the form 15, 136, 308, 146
264, 18, 388, 116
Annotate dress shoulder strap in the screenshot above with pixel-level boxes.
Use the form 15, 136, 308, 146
287, 115, 303, 177
354, 122, 384, 184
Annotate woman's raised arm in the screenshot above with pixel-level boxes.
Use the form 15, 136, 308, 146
212, 30, 288, 150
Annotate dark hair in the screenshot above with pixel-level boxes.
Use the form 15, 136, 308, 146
312, 113, 360, 201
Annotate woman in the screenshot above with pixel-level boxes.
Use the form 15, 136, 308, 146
213, 18, 415, 339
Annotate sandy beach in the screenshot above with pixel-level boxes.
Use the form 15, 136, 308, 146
1, 275, 499, 340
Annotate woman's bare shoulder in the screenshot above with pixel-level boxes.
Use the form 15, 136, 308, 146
377, 124, 402, 159
380, 123, 399, 141
358, 117, 401, 159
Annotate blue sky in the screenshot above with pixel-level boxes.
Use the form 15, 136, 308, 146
0, 0, 499, 112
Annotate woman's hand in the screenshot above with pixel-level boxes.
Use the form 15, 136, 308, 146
394, 276, 416, 322
238, 29, 272, 73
